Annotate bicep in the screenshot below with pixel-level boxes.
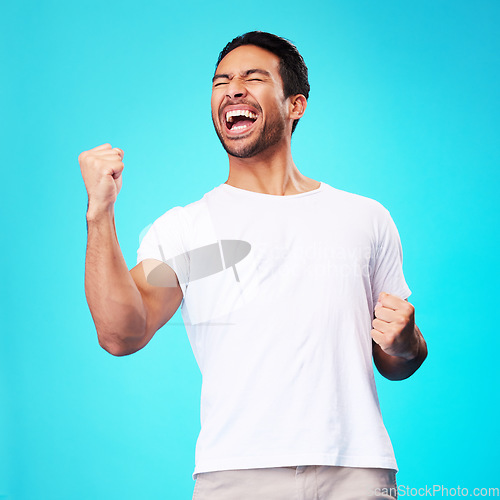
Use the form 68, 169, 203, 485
130, 259, 183, 344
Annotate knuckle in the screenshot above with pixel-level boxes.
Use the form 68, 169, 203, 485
396, 315, 407, 327
404, 302, 414, 314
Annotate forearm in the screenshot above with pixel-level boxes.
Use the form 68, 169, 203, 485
373, 325, 427, 381
85, 207, 147, 355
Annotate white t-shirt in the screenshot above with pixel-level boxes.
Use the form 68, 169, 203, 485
136, 181, 411, 480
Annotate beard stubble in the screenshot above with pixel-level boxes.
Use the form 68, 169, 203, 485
212, 106, 287, 159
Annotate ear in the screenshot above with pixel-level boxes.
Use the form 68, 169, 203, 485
289, 94, 307, 120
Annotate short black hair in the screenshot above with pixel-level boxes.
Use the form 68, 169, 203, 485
216, 31, 310, 134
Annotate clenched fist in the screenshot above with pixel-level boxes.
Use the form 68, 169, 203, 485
79, 143, 125, 216
371, 292, 420, 360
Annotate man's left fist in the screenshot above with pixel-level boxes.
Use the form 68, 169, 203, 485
371, 292, 419, 360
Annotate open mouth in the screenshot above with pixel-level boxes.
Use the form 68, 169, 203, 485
224, 109, 258, 134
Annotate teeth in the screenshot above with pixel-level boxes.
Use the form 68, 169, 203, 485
226, 109, 257, 123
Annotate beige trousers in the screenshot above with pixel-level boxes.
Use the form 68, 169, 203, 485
192, 465, 398, 499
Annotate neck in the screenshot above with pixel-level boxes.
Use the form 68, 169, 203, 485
225, 139, 318, 196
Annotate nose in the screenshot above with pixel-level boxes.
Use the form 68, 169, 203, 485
226, 78, 247, 99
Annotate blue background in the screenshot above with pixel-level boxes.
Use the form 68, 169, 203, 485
1, 0, 499, 498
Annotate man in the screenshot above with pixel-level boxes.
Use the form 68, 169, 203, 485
79, 31, 427, 500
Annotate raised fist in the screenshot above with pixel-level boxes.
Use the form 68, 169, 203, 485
79, 143, 125, 214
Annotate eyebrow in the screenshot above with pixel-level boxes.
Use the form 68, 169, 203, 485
212, 68, 271, 83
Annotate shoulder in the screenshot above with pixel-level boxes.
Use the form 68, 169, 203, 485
321, 183, 391, 220
148, 188, 219, 250
152, 188, 214, 228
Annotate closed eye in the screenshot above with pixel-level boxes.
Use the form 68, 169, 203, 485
214, 82, 228, 87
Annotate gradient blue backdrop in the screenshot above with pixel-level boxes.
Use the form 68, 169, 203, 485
1, 1, 499, 498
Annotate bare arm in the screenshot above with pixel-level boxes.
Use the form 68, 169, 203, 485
80, 144, 182, 356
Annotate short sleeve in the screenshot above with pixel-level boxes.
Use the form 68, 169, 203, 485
137, 206, 190, 298
371, 209, 412, 306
